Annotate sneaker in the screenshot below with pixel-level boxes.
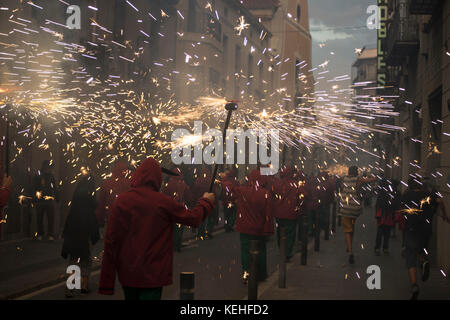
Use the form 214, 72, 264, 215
65, 289, 75, 298
349, 254, 355, 265
383, 249, 389, 256
421, 260, 430, 282
48, 236, 55, 241
375, 249, 381, 256
81, 288, 91, 295
410, 284, 419, 300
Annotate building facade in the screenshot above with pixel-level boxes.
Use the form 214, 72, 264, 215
384, 0, 450, 272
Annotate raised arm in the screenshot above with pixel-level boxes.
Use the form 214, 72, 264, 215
164, 193, 215, 228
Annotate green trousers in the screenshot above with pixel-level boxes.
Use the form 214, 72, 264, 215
122, 286, 162, 300
224, 206, 237, 232
276, 218, 297, 258
197, 207, 217, 238
240, 233, 268, 281
174, 224, 184, 252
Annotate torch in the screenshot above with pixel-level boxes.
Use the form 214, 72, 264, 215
208, 101, 238, 192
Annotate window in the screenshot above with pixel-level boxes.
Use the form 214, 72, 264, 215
188, 0, 197, 32
235, 45, 241, 73
223, 35, 229, 68
207, 13, 222, 41
114, 0, 125, 40
297, 4, 301, 23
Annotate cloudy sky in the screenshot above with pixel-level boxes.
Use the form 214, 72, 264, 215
308, 0, 377, 91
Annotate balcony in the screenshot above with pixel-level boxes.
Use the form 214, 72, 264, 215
409, 0, 440, 14
386, 15, 419, 66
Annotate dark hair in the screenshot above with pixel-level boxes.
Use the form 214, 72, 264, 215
348, 166, 358, 177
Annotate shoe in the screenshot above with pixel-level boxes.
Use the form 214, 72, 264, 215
65, 289, 75, 298
410, 284, 419, 300
48, 236, 55, 241
37, 236, 43, 241
242, 271, 249, 285
81, 288, 91, 294
383, 249, 389, 256
349, 254, 355, 265
375, 249, 381, 256
421, 260, 430, 282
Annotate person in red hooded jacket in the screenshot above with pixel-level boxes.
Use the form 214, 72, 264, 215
98, 157, 215, 300
272, 166, 305, 261
305, 174, 320, 237
193, 166, 217, 239
221, 169, 273, 284
0, 173, 12, 240
220, 166, 238, 233
161, 167, 191, 252
316, 171, 336, 237
96, 162, 130, 230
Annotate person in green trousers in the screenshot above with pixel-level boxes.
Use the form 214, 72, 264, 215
161, 168, 191, 252
220, 169, 274, 283
272, 166, 306, 260
221, 167, 238, 232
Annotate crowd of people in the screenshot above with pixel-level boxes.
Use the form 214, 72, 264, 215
1, 157, 448, 300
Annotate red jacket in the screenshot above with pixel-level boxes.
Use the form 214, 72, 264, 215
224, 169, 274, 236
96, 162, 130, 227
318, 173, 336, 206
161, 169, 191, 205
220, 169, 238, 208
0, 185, 11, 238
273, 167, 302, 220
98, 158, 214, 294
305, 177, 320, 212
192, 167, 211, 201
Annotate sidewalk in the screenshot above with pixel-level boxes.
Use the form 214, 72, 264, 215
258, 205, 450, 300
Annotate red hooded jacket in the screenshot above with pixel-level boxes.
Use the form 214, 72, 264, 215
192, 168, 211, 201
161, 168, 191, 205
223, 169, 274, 236
98, 158, 214, 294
0, 183, 11, 239
220, 169, 238, 208
318, 173, 336, 206
305, 176, 320, 212
96, 162, 130, 227
272, 167, 303, 220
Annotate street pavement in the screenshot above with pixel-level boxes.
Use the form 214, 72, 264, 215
20, 229, 281, 300
258, 205, 450, 300
1, 202, 449, 300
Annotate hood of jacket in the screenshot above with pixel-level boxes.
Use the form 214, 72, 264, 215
112, 162, 128, 179
130, 158, 162, 191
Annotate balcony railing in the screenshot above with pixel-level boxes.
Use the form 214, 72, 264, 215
386, 14, 419, 65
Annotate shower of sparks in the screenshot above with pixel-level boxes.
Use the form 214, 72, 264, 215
0, 0, 416, 202
235, 16, 250, 36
